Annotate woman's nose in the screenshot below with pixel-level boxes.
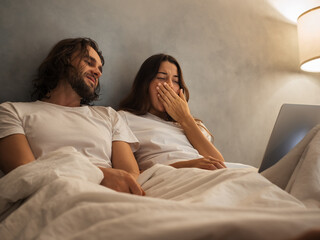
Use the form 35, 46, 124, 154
165, 78, 174, 88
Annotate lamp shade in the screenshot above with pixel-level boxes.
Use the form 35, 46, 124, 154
297, 6, 320, 72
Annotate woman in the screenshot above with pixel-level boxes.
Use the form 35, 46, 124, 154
118, 54, 226, 172
116, 54, 320, 237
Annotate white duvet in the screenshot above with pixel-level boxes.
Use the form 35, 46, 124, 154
1, 127, 320, 240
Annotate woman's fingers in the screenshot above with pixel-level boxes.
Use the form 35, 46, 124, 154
157, 92, 170, 110
213, 162, 225, 169
197, 157, 227, 170
208, 156, 227, 168
157, 83, 188, 108
157, 88, 172, 106
206, 162, 224, 170
173, 158, 226, 171
157, 83, 178, 102
206, 164, 217, 170
179, 88, 186, 101
157, 86, 171, 103
163, 82, 179, 99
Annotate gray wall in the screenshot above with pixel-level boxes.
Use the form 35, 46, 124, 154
1, 0, 320, 167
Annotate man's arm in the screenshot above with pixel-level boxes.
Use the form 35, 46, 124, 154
98, 141, 144, 196
0, 134, 35, 174
111, 141, 140, 179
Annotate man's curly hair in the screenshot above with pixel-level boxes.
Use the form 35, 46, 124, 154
32, 37, 104, 105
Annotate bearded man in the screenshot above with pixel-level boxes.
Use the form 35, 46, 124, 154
0, 38, 144, 196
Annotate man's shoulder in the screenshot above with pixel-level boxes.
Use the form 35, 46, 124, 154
117, 110, 127, 117
89, 105, 119, 118
0, 101, 41, 121
116, 111, 151, 126
0, 101, 36, 110
117, 110, 138, 118
90, 105, 115, 112
117, 110, 138, 121
0, 101, 32, 106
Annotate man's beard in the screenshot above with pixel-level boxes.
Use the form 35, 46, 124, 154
67, 69, 97, 103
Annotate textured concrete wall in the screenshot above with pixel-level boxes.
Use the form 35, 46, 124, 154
1, 0, 320, 167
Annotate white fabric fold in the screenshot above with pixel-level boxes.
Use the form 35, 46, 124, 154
1, 138, 320, 240
0, 146, 103, 214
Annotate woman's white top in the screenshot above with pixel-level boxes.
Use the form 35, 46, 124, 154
118, 111, 212, 171
0, 101, 139, 168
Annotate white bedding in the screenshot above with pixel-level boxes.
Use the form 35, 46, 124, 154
1, 127, 320, 239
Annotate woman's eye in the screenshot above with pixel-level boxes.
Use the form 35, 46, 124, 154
157, 77, 165, 80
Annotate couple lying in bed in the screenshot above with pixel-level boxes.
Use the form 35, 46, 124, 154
0, 37, 225, 194
1, 37, 320, 239
0, 37, 317, 206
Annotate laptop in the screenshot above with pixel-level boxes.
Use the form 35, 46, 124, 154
258, 103, 320, 173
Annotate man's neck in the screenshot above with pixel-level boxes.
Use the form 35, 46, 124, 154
41, 81, 82, 107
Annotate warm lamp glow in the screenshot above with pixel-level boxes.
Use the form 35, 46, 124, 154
267, 0, 320, 24
297, 6, 320, 72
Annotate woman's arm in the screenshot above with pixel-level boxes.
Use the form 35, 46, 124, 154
0, 134, 35, 174
170, 157, 226, 170
157, 82, 224, 162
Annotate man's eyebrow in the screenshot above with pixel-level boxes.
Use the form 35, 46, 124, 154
88, 56, 103, 74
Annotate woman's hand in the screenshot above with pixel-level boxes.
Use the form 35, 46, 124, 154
170, 157, 227, 170
156, 82, 191, 124
156, 82, 225, 163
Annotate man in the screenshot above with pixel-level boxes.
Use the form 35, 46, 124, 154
0, 38, 144, 196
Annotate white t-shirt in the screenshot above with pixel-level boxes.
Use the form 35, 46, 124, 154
0, 101, 139, 168
118, 111, 212, 171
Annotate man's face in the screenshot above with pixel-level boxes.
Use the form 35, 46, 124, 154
68, 46, 103, 102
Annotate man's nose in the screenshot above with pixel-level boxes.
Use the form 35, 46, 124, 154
92, 67, 102, 78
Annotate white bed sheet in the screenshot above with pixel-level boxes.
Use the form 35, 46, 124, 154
1, 127, 320, 239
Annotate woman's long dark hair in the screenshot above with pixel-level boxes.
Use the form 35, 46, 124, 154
119, 53, 213, 138
118, 54, 189, 115
31, 37, 104, 105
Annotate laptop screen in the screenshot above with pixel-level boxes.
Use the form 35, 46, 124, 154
258, 103, 320, 173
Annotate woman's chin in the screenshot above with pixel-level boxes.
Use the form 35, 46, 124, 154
153, 104, 165, 113
149, 106, 167, 118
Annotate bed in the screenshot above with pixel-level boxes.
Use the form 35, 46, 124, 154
0, 120, 320, 240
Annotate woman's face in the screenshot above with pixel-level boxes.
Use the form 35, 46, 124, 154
148, 61, 180, 117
